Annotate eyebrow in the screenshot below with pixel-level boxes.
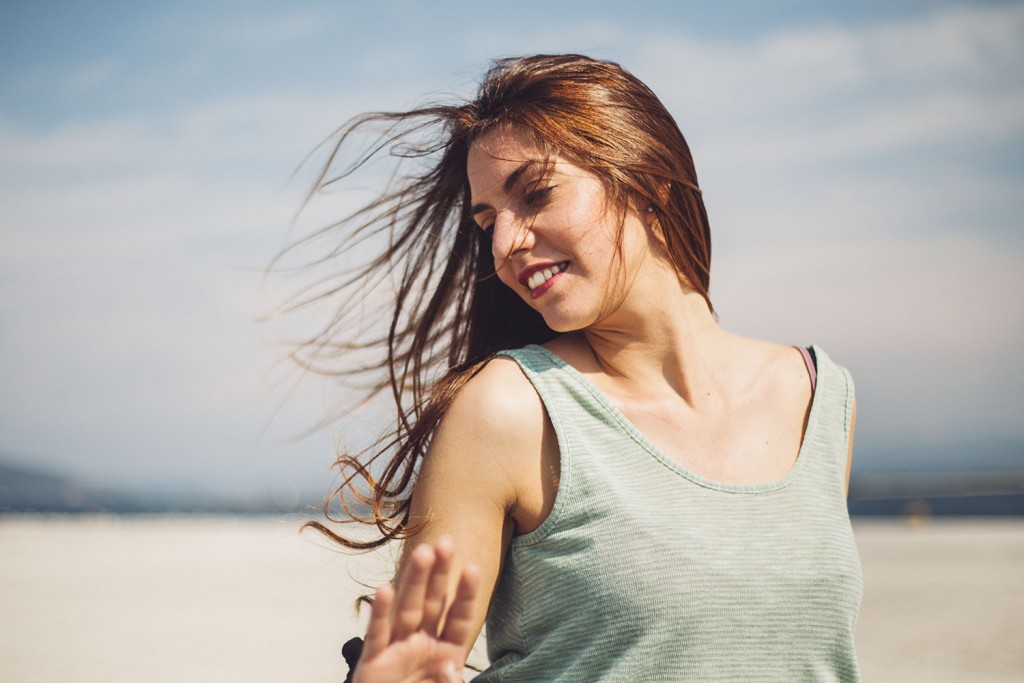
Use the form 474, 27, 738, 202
470, 161, 534, 216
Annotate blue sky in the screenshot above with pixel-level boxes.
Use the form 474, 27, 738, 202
1, 1, 1022, 497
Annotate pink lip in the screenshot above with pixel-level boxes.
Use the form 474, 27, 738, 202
529, 269, 565, 299
516, 261, 566, 289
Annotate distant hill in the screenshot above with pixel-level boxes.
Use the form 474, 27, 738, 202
0, 461, 135, 512
848, 438, 1024, 516
0, 460, 320, 515
854, 436, 1024, 473
848, 470, 1024, 516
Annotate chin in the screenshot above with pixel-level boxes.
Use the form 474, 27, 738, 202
539, 311, 592, 334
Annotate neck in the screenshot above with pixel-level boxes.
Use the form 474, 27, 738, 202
581, 283, 729, 406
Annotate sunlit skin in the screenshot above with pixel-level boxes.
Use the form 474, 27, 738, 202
355, 127, 856, 681
467, 130, 671, 335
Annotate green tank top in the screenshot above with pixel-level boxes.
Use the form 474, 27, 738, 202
476, 345, 862, 682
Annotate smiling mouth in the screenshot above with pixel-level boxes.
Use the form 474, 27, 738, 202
527, 261, 570, 292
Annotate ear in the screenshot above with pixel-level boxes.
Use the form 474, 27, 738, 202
641, 202, 669, 250
635, 182, 669, 220
643, 180, 672, 244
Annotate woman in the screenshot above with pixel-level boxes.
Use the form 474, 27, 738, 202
299, 54, 861, 682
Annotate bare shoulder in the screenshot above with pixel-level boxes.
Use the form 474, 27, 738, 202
440, 355, 545, 448
420, 355, 546, 510
725, 335, 813, 405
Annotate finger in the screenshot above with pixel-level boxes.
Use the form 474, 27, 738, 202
391, 543, 435, 641
442, 660, 461, 683
440, 563, 481, 648
360, 584, 394, 661
420, 535, 454, 635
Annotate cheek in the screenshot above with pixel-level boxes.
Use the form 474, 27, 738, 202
495, 265, 519, 293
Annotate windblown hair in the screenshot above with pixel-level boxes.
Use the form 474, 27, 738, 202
293, 54, 712, 549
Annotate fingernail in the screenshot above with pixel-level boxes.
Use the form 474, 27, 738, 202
443, 661, 459, 682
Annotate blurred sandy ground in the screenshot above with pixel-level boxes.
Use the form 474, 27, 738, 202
853, 518, 1023, 682
1, 515, 1021, 682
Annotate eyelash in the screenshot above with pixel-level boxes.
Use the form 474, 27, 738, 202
524, 185, 555, 207
479, 185, 557, 236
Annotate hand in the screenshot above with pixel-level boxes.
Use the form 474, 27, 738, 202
354, 536, 481, 683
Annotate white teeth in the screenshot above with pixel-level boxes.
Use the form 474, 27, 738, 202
527, 263, 567, 291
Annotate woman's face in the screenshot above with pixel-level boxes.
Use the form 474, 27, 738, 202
467, 128, 658, 333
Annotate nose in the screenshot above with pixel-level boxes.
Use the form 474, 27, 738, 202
490, 211, 534, 264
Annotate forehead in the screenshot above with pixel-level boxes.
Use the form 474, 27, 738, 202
467, 128, 551, 192
468, 127, 546, 167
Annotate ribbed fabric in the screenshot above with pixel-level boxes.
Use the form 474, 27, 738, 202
475, 345, 862, 682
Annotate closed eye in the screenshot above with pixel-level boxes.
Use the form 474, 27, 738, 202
471, 211, 495, 236
524, 185, 555, 207
472, 184, 555, 237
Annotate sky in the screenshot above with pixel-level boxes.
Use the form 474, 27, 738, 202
1, 0, 1022, 498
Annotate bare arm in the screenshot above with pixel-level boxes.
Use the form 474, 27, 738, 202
394, 357, 550, 660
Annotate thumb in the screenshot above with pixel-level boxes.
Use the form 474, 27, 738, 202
442, 661, 461, 683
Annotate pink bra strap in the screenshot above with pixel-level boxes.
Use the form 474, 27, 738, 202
795, 345, 817, 393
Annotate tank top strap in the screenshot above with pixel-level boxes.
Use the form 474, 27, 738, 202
798, 345, 856, 495
494, 344, 606, 431
795, 345, 817, 392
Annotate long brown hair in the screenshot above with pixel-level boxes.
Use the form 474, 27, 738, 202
291, 54, 712, 549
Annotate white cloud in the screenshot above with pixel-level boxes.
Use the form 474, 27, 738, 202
0, 87, 394, 488
0, 114, 156, 172
646, 3, 1024, 102
700, 86, 1024, 174
864, 4, 1024, 83
635, 3, 1024, 157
